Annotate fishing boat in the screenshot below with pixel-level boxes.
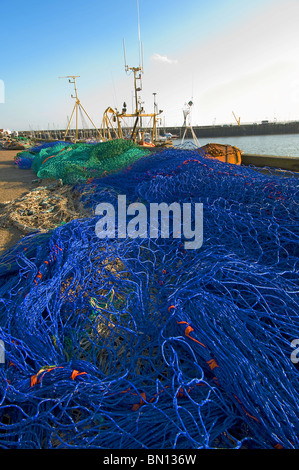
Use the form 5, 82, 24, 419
99, 64, 172, 148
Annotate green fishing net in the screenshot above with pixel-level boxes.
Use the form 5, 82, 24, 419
34, 140, 151, 184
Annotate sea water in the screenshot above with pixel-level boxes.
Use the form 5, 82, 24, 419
174, 133, 299, 158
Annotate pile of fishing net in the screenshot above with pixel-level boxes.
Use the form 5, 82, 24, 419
0, 181, 90, 234
14, 139, 151, 184
0, 135, 33, 151
14, 141, 73, 170
0, 146, 298, 449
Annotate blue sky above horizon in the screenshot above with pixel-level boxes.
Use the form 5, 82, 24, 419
1, 0, 299, 130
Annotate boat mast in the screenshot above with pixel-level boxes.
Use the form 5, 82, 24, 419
181, 100, 200, 146
101, 0, 163, 144
123, 0, 144, 141
59, 75, 102, 142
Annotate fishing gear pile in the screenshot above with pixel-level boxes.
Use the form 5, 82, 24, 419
14, 139, 151, 183
13, 141, 73, 169
0, 182, 89, 233
0, 142, 298, 449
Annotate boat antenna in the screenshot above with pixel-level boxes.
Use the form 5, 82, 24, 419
137, 0, 143, 70
123, 38, 128, 71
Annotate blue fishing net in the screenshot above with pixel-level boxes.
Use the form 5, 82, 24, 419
29, 141, 72, 153
13, 151, 36, 170
0, 146, 298, 449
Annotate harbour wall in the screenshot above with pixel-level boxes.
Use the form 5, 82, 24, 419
165, 121, 299, 138
18, 120, 299, 140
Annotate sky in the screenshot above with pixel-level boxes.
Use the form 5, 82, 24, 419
1, 0, 299, 131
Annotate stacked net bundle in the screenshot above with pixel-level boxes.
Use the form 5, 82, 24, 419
29, 139, 151, 184
0, 146, 298, 449
14, 151, 36, 170
31, 142, 84, 175
14, 141, 73, 170
29, 141, 72, 154
0, 182, 89, 234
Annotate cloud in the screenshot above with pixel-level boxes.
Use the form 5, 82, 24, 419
150, 53, 178, 64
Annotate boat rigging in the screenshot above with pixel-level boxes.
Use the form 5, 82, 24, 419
100, 0, 166, 146
59, 75, 102, 143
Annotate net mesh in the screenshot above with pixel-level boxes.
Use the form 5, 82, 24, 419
0, 143, 298, 449
14, 139, 151, 184
14, 141, 73, 170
